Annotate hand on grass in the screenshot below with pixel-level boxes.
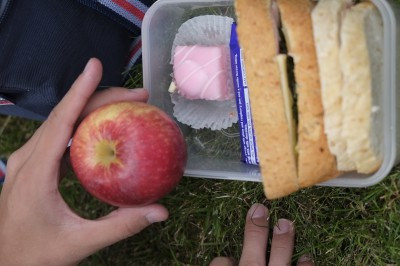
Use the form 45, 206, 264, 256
0, 58, 169, 266
210, 203, 315, 266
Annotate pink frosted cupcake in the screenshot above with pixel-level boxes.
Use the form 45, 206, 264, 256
173, 45, 232, 101
170, 15, 237, 131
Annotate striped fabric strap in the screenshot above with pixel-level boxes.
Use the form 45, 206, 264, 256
0, 159, 6, 185
0, 97, 14, 106
78, 0, 151, 67
125, 35, 142, 71
97, 0, 148, 29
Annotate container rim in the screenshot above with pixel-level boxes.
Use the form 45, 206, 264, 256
142, 0, 399, 187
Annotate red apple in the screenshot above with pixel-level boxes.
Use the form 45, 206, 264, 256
70, 101, 187, 207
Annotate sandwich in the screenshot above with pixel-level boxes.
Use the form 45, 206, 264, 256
235, 0, 338, 199
234, 0, 383, 199
336, 1, 383, 174
313, 0, 383, 174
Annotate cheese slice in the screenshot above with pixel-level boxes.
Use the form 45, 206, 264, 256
276, 54, 297, 156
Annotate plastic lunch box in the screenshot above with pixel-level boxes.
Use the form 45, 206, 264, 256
142, 0, 400, 187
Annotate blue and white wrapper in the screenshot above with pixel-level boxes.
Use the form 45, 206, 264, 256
230, 23, 259, 165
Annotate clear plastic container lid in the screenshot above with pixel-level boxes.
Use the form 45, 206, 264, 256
142, 0, 400, 187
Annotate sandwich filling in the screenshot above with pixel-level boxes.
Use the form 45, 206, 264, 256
272, 1, 298, 158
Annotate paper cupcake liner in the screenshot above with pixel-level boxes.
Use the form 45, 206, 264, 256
170, 15, 237, 130
171, 15, 234, 57
171, 93, 237, 130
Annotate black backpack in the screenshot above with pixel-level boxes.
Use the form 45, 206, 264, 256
0, 0, 152, 120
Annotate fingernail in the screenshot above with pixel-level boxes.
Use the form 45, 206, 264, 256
298, 254, 312, 262
145, 211, 168, 224
83, 58, 94, 73
273, 219, 293, 234
248, 203, 267, 219
247, 204, 269, 227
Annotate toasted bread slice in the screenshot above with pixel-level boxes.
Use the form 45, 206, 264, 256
235, 0, 298, 199
312, 0, 356, 171
340, 2, 383, 174
277, 0, 339, 187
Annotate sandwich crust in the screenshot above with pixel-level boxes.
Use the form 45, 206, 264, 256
340, 2, 383, 174
277, 0, 339, 187
235, 0, 298, 199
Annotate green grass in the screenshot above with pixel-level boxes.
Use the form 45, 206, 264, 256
1, 131, 399, 266
2, 1, 400, 264
1, 78, 400, 266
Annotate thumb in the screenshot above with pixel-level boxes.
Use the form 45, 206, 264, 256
75, 204, 168, 254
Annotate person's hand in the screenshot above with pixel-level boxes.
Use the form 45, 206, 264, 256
210, 203, 315, 266
0, 58, 169, 266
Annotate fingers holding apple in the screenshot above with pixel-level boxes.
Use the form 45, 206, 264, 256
80, 87, 149, 119
70, 101, 187, 207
